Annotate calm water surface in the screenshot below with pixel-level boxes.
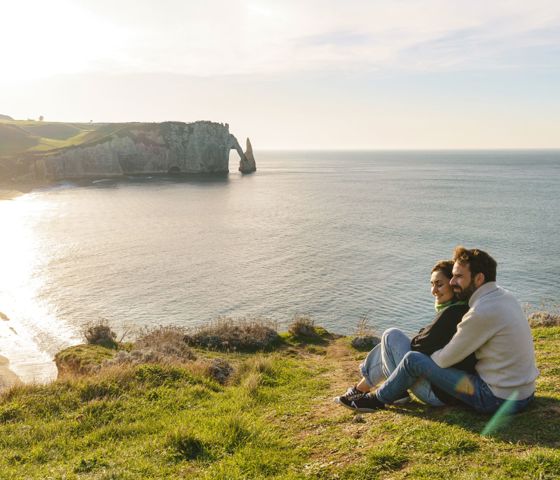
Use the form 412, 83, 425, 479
1, 150, 559, 382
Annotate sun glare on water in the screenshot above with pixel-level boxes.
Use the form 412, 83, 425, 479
0, 195, 79, 384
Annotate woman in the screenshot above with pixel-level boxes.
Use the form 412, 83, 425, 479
335, 260, 476, 409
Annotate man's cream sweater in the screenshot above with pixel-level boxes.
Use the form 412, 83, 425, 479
431, 282, 539, 400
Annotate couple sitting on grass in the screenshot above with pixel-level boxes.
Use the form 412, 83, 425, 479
335, 246, 539, 415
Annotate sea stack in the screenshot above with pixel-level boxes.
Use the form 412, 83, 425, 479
239, 137, 257, 174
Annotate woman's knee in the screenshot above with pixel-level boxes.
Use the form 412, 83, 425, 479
402, 350, 431, 373
382, 327, 407, 344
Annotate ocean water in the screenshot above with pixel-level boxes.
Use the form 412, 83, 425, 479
1, 150, 559, 383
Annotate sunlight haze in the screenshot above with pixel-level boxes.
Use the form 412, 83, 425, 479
2, 0, 560, 148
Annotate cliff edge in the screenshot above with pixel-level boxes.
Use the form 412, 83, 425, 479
0, 119, 256, 182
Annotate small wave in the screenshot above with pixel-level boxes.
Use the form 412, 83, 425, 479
92, 178, 114, 184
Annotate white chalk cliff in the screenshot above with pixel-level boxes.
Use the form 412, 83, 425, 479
34, 121, 255, 179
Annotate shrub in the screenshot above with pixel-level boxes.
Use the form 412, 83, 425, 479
101, 326, 196, 369
351, 335, 380, 351
288, 314, 318, 338
204, 358, 234, 385
528, 311, 560, 328
83, 319, 117, 349
135, 326, 196, 361
184, 317, 280, 352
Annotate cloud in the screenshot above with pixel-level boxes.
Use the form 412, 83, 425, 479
2, 0, 560, 84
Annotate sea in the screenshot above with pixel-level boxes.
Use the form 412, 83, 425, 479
1, 150, 559, 383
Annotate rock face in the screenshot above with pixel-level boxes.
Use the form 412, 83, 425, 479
239, 138, 257, 174
34, 121, 256, 180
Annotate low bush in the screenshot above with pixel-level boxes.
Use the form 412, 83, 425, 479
528, 311, 560, 328
184, 317, 280, 352
83, 319, 118, 349
204, 358, 234, 384
101, 326, 196, 369
351, 335, 380, 351
288, 314, 319, 338
135, 326, 196, 361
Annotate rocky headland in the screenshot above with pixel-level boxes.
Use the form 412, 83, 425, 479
35, 121, 256, 179
0, 118, 256, 184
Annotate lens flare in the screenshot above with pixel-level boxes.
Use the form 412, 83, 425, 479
481, 391, 519, 436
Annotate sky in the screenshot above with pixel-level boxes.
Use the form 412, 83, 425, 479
1, 0, 560, 149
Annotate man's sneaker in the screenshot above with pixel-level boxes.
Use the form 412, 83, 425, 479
334, 392, 385, 413
333, 385, 367, 406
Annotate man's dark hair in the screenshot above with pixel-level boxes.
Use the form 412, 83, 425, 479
452, 246, 497, 283
431, 260, 454, 279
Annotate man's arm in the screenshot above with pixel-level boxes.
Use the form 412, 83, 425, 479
430, 308, 500, 368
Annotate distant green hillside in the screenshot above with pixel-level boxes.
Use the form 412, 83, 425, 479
0, 119, 113, 182
0, 123, 38, 155
0, 119, 100, 157
0, 119, 159, 159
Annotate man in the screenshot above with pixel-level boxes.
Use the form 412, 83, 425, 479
336, 246, 539, 414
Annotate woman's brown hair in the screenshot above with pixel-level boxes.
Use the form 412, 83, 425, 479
431, 260, 454, 279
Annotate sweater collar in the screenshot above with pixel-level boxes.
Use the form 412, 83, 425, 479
435, 299, 468, 312
468, 281, 498, 308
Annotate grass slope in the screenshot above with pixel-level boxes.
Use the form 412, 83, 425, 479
0, 327, 558, 479
0, 119, 101, 157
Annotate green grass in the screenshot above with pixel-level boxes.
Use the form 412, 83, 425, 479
0, 327, 558, 479
0, 119, 101, 157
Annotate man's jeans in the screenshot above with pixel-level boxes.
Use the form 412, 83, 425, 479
360, 328, 444, 406
375, 350, 534, 414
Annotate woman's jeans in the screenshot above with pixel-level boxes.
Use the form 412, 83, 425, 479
374, 349, 535, 414
360, 328, 444, 406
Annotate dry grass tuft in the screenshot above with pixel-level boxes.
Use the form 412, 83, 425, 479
184, 317, 280, 352
135, 326, 196, 361
102, 326, 196, 368
351, 314, 381, 350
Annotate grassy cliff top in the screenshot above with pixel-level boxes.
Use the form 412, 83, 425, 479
0, 119, 102, 156
0, 119, 229, 158
0, 321, 558, 479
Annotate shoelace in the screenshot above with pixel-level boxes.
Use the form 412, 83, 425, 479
344, 387, 366, 401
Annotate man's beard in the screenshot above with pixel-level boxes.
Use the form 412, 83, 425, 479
453, 280, 477, 301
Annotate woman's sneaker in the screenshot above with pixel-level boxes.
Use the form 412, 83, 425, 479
335, 392, 385, 413
333, 385, 367, 406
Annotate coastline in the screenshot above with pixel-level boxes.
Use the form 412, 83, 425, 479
0, 178, 50, 200
0, 311, 60, 391
0, 188, 24, 201
0, 355, 22, 391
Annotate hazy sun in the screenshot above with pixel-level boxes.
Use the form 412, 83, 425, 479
1, 0, 126, 85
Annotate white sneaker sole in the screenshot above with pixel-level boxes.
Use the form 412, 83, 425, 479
333, 396, 383, 413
